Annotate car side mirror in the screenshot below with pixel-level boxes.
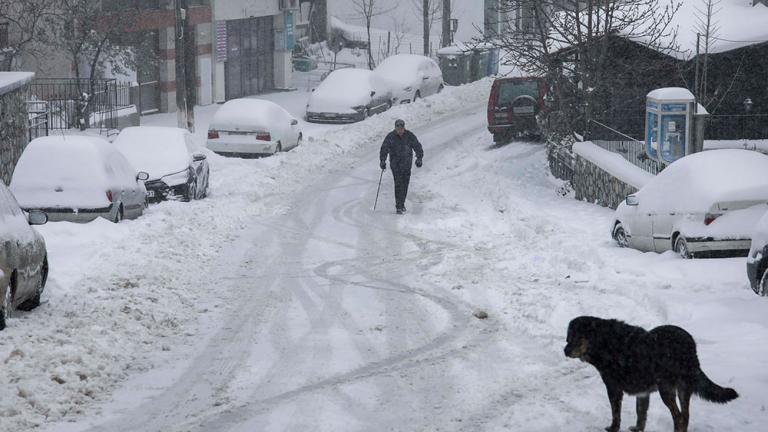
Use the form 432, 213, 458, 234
192, 153, 207, 162
28, 210, 48, 226
625, 195, 639, 206
137, 171, 150, 181
422, 76, 429, 81
291, 119, 298, 126
370, 91, 376, 97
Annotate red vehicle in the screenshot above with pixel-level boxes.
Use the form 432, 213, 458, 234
487, 76, 548, 143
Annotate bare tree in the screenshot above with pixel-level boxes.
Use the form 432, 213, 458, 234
482, 0, 682, 137
693, 0, 721, 105
0, 0, 56, 71
410, 0, 442, 55
48, 0, 141, 129
349, 0, 399, 69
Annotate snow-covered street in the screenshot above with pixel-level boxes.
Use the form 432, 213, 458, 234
2, 79, 766, 431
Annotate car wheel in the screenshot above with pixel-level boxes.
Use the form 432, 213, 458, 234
275, 142, 282, 154
296, 133, 303, 148
202, 172, 210, 198
414, 91, 421, 102
613, 224, 629, 248
759, 267, 768, 296
19, 257, 47, 311
112, 205, 124, 223
1, 280, 13, 331
438, 84, 444, 93
674, 236, 692, 259
184, 182, 197, 202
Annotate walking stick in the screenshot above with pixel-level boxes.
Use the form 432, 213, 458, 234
373, 169, 384, 211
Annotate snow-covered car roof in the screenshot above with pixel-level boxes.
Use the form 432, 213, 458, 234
209, 98, 292, 132
10, 135, 131, 208
636, 149, 768, 212
307, 68, 384, 113
375, 54, 437, 86
114, 126, 192, 180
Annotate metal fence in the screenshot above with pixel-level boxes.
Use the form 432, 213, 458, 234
27, 78, 132, 130
27, 100, 49, 141
292, 60, 354, 91
591, 140, 664, 175
547, 141, 575, 182
705, 114, 768, 140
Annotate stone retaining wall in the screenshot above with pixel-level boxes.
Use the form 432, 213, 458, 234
0, 84, 30, 185
572, 154, 639, 209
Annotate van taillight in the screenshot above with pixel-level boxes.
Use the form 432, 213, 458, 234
207, 130, 219, 139
488, 84, 499, 124
106, 191, 113, 202
255, 132, 271, 141
704, 213, 720, 225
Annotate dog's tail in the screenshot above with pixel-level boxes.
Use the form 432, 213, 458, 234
695, 371, 738, 403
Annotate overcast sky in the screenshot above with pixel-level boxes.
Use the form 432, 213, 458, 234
328, 0, 486, 44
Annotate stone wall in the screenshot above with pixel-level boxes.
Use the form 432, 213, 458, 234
0, 84, 30, 185
572, 154, 639, 209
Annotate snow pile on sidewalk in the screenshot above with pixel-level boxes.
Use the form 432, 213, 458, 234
0, 78, 492, 430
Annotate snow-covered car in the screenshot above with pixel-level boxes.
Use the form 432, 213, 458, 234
612, 149, 768, 258
10, 135, 150, 223
207, 99, 302, 157
747, 210, 768, 295
305, 68, 393, 123
115, 126, 210, 203
0, 182, 48, 331
374, 54, 444, 104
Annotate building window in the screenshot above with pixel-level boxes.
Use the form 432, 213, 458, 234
0, 23, 9, 49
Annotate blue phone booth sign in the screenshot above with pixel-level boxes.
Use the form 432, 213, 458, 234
645, 88, 695, 164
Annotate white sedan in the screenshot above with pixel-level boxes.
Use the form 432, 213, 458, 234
612, 149, 768, 258
374, 54, 444, 104
10, 136, 149, 223
305, 68, 393, 123
207, 99, 302, 158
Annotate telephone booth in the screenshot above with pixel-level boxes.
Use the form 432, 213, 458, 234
645, 88, 695, 164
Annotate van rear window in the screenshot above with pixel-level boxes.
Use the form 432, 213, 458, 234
497, 81, 539, 105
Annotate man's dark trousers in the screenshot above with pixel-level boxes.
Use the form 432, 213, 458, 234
392, 171, 411, 210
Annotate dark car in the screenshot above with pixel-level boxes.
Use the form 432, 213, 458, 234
115, 126, 210, 203
747, 210, 768, 296
1, 182, 48, 331
487, 76, 547, 144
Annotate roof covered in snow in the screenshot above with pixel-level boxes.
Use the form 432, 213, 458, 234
0, 72, 34, 94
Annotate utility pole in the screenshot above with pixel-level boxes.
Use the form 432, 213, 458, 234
423, 0, 429, 55
175, 0, 195, 131
442, 0, 451, 48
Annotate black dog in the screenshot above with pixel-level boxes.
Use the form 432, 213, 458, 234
564, 316, 738, 432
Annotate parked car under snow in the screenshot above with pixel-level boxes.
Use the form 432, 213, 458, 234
10, 135, 149, 223
305, 68, 393, 123
747, 210, 768, 295
374, 54, 444, 104
207, 99, 302, 158
612, 149, 768, 258
115, 126, 210, 203
0, 182, 48, 331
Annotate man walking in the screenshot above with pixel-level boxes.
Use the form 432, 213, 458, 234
379, 119, 423, 214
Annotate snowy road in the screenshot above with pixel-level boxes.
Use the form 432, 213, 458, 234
7, 79, 766, 431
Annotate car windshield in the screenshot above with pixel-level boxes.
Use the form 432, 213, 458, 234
497, 80, 539, 105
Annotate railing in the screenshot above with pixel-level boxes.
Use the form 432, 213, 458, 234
27, 100, 49, 141
293, 60, 354, 90
705, 114, 768, 140
547, 140, 575, 182
591, 140, 664, 175
27, 78, 132, 131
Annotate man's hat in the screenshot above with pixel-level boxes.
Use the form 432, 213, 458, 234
395, 119, 405, 128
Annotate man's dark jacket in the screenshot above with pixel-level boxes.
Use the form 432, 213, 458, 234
380, 130, 424, 174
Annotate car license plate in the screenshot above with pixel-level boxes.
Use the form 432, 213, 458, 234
147, 190, 155, 198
